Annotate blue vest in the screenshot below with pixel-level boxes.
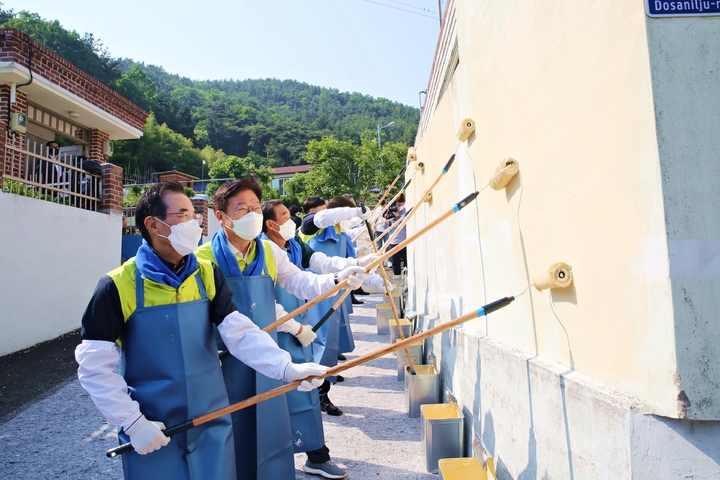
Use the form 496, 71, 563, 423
119, 270, 235, 480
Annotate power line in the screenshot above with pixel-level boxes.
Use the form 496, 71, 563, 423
362, 0, 438, 20
385, 0, 437, 14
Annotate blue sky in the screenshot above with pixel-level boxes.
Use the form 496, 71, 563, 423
9, 0, 443, 108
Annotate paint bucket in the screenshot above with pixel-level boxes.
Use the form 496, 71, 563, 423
376, 303, 393, 334
389, 318, 412, 345
439, 457, 487, 480
405, 364, 440, 418
396, 340, 422, 380
421, 402, 464, 474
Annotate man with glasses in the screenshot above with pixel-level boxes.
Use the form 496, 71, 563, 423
75, 182, 327, 480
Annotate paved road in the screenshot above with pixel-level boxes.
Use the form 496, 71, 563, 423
0, 293, 435, 479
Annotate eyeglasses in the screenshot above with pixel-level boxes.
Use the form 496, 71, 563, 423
230, 205, 262, 216
164, 211, 204, 226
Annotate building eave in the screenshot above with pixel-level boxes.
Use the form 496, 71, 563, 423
0, 62, 143, 140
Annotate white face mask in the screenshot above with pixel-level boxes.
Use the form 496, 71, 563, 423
274, 219, 297, 241
339, 219, 353, 232
156, 218, 203, 256
225, 211, 263, 240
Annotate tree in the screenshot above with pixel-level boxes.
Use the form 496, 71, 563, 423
288, 134, 408, 205
112, 113, 203, 178
205, 151, 275, 199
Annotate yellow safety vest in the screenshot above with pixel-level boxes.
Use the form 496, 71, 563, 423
107, 256, 217, 323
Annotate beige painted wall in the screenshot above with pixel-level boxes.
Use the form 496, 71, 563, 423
409, 0, 720, 419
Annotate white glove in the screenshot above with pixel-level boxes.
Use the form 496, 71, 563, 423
336, 266, 368, 290
363, 274, 388, 294
126, 415, 170, 455
284, 362, 327, 392
295, 326, 317, 347
356, 207, 374, 222
356, 254, 379, 268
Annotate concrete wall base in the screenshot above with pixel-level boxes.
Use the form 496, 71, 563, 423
421, 317, 720, 479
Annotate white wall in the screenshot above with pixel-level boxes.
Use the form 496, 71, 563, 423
0, 192, 121, 355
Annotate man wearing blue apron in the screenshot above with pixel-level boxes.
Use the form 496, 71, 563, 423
195, 180, 369, 480
299, 196, 376, 415
261, 199, 386, 479
75, 182, 327, 480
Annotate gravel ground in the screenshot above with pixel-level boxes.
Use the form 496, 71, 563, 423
0, 293, 435, 479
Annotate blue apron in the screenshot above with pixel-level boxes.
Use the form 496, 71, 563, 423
120, 270, 235, 480
274, 248, 325, 453
308, 230, 356, 355
213, 243, 295, 480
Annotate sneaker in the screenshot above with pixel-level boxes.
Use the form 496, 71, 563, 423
303, 460, 347, 479
337, 353, 346, 361
320, 399, 343, 416
351, 294, 364, 305
336, 375, 345, 382
354, 287, 370, 295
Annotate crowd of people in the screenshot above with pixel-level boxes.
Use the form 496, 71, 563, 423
76, 179, 409, 480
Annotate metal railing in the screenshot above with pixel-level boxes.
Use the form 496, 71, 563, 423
3, 141, 103, 212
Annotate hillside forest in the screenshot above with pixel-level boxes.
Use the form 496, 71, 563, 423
3, 8, 420, 205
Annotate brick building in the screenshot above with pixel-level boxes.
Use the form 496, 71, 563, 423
0, 28, 147, 214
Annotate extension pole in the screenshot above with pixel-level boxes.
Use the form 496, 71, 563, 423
263, 190, 480, 334
353, 177, 413, 244
106, 295, 515, 458
379, 153, 456, 255
376, 164, 407, 207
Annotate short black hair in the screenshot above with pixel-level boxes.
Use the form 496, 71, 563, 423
135, 182, 186, 244
396, 193, 405, 203
261, 199, 284, 233
214, 179, 263, 213
327, 196, 355, 209
289, 205, 300, 215
46, 140, 59, 147
302, 196, 325, 214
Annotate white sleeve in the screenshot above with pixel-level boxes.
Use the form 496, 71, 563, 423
346, 225, 367, 241
313, 207, 362, 228
270, 241, 337, 299
309, 251, 357, 274
75, 340, 142, 429
274, 301, 302, 335
218, 311, 292, 381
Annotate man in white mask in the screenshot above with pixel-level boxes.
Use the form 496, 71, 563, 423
75, 182, 327, 480
195, 179, 370, 480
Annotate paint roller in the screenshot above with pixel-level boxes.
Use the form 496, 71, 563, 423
490, 158, 519, 190
457, 118, 475, 142
106, 295, 515, 458
532, 262, 573, 290
407, 146, 417, 163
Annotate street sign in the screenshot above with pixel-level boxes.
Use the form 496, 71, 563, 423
647, 0, 720, 17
